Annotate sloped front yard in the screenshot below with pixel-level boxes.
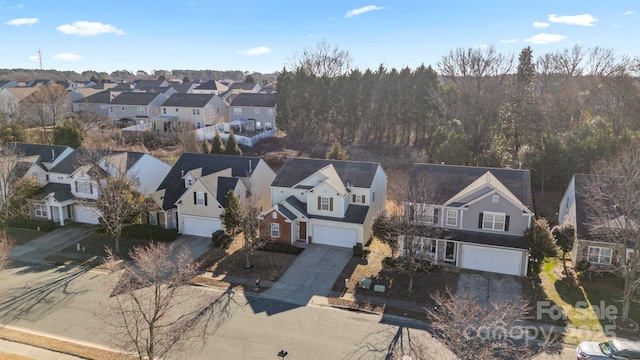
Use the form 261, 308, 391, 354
330, 238, 459, 313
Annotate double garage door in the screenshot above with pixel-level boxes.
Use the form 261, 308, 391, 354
312, 225, 357, 248
460, 244, 524, 276
182, 216, 222, 237
74, 205, 100, 224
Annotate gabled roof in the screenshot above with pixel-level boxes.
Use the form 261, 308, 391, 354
48, 148, 144, 175
132, 79, 167, 89
194, 80, 225, 91
230, 93, 275, 107
156, 153, 261, 210
111, 92, 163, 105
410, 164, 534, 210
272, 158, 380, 189
168, 83, 195, 93
162, 93, 216, 107
29, 79, 54, 87
229, 82, 260, 91
216, 177, 239, 205
444, 171, 531, 213
35, 183, 73, 202
10, 142, 71, 169
73, 90, 114, 104
5, 87, 37, 101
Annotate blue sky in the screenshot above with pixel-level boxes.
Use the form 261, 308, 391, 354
1, 1, 638, 74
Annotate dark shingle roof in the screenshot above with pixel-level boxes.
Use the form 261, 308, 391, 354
229, 83, 259, 91
111, 92, 162, 105
313, 204, 370, 224
410, 164, 534, 210
272, 158, 380, 189
156, 153, 262, 210
194, 80, 220, 90
216, 177, 239, 205
230, 93, 275, 107
11, 143, 71, 168
73, 90, 113, 104
36, 183, 73, 202
169, 83, 194, 93
133, 80, 166, 89
49, 148, 144, 175
439, 228, 528, 249
162, 93, 215, 107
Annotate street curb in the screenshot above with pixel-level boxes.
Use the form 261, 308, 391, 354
0, 324, 125, 354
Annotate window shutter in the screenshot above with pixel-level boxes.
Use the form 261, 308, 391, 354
434, 209, 439, 223
505, 215, 510, 231
194, 192, 197, 205
317, 196, 321, 210
204, 193, 208, 206
352, 194, 356, 202
330, 198, 334, 211
362, 195, 366, 203
75, 181, 78, 193
478, 213, 483, 228
89, 182, 93, 194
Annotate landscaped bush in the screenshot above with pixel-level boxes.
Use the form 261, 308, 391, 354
211, 230, 233, 249
381, 256, 433, 272
9, 219, 58, 232
352, 244, 371, 259
575, 259, 591, 272
121, 224, 178, 242
258, 241, 304, 255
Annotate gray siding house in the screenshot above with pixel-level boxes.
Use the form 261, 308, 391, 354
228, 93, 276, 132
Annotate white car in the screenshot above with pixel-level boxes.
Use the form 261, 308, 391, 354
576, 339, 640, 359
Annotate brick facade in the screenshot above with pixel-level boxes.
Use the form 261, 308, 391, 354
259, 209, 291, 245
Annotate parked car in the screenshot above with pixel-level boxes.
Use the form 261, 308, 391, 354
576, 339, 640, 359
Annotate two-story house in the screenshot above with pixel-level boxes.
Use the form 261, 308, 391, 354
258, 158, 387, 248
406, 164, 535, 276
9, 143, 74, 185
228, 93, 276, 133
72, 90, 119, 115
558, 174, 633, 267
152, 93, 228, 132
191, 80, 228, 95
149, 153, 275, 237
109, 92, 167, 124
28, 149, 170, 226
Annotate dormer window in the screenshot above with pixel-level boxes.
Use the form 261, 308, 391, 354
186, 176, 193, 187
318, 196, 333, 211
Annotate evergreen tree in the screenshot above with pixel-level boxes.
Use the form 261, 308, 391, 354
224, 133, 243, 156
222, 190, 244, 235
210, 133, 225, 154
526, 218, 557, 277
182, 76, 190, 83
244, 74, 255, 84
326, 140, 348, 160
201, 140, 209, 154
53, 121, 84, 148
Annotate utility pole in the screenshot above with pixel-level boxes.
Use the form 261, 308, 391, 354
37, 49, 43, 70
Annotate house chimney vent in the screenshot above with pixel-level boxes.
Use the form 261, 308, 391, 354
181, 170, 184, 177
51, 149, 55, 161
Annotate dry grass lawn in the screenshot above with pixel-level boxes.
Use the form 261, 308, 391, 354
0, 327, 130, 360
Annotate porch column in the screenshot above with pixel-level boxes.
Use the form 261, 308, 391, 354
58, 205, 65, 226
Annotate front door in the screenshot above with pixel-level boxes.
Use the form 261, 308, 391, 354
298, 222, 307, 241
445, 241, 457, 263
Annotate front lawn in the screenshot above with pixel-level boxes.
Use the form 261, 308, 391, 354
537, 257, 640, 340
6, 227, 43, 245
332, 238, 459, 308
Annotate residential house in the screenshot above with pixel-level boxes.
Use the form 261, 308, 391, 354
109, 92, 167, 124
72, 90, 118, 114
153, 93, 228, 131
28, 79, 55, 87
229, 93, 276, 132
132, 79, 169, 90
558, 174, 632, 267
258, 158, 387, 248
9, 143, 74, 185
221, 82, 261, 103
192, 80, 228, 95
0, 81, 17, 90
0, 87, 37, 119
404, 164, 535, 276
150, 153, 275, 236
28, 149, 170, 226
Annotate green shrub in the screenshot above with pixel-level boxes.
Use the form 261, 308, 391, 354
211, 230, 233, 249
352, 245, 371, 259
382, 256, 399, 268
258, 241, 303, 255
121, 224, 178, 242
9, 219, 57, 232
575, 260, 591, 272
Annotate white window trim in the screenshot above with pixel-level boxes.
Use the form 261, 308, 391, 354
482, 211, 506, 231
233, 108, 242, 115
320, 197, 330, 211
588, 246, 613, 265
196, 191, 205, 206
271, 223, 280, 238
35, 204, 48, 217
149, 211, 158, 225
445, 209, 458, 227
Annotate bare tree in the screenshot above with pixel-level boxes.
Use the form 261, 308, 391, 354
239, 189, 266, 269
583, 144, 640, 323
426, 289, 550, 360
0, 148, 41, 228
98, 242, 233, 360
71, 112, 110, 133
0, 230, 14, 270
287, 40, 353, 77
21, 84, 71, 143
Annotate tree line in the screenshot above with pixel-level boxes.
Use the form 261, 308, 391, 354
277, 45, 640, 192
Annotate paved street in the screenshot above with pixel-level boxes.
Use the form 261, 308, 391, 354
0, 260, 579, 359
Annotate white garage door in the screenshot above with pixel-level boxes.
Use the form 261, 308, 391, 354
182, 216, 222, 237
312, 225, 357, 248
74, 205, 100, 224
460, 245, 523, 276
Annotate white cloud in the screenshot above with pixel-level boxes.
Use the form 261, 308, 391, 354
623, 10, 637, 15
533, 21, 550, 28
241, 46, 272, 56
6, 17, 39, 26
525, 33, 567, 44
500, 38, 518, 44
345, 5, 383, 18
56, 21, 125, 36
548, 14, 598, 26
52, 53, 82, 61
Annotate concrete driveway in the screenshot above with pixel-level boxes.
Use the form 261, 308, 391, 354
265, 244, 352, 305
11, 224, 95, 264
456, 270, 523, 306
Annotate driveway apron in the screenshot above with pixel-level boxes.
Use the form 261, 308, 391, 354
265, 244, 352, 305
456, 271, 522, 306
